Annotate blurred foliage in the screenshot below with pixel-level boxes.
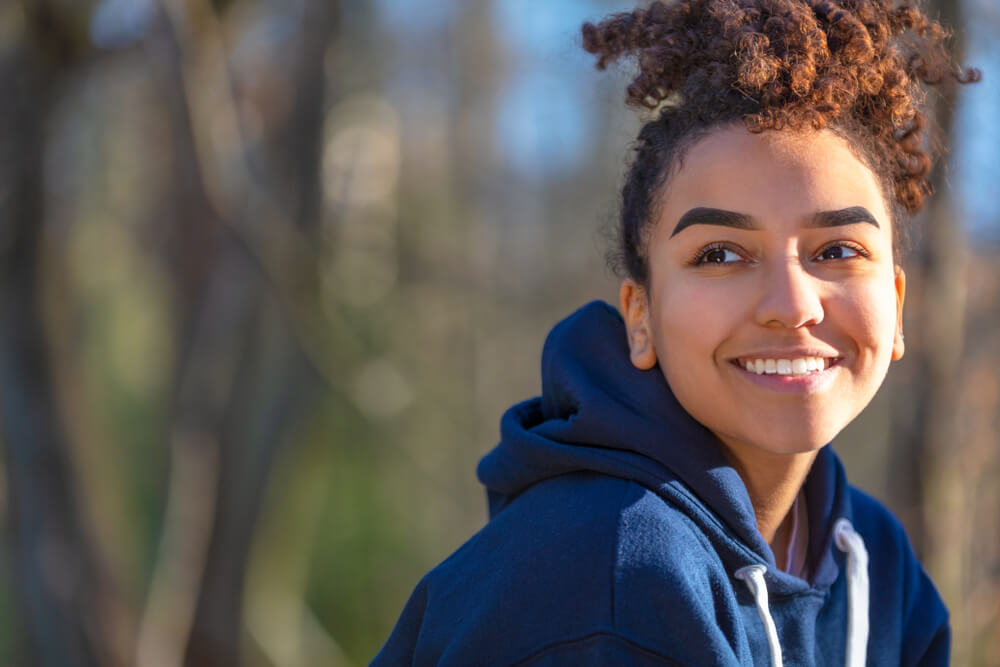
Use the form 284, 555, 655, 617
0, 0, 998, 665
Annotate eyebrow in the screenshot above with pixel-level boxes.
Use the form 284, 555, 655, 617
812, 206, 880, 229
669, 206, 880, 238
670, 208, 755, 237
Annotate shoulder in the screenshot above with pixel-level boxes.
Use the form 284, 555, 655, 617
847, 485, 931, 590
378, 473, 733, 666
455, 472, 717, 569
846, 486, 928, 595
486, 472, 727, 593
846, 486, 950, 665
427, 472, 722, 614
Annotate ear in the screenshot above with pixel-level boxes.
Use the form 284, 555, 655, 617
619, 279, 658, 370
891, 265, 906, 361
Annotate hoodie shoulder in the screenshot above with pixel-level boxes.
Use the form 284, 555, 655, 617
846, 486, 914, 567
373, 472, 744, 666
847, 486, 950, 666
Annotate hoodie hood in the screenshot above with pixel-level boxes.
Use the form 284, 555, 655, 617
478, 300, 850, 592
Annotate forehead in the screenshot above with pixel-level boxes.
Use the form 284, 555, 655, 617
658, 125, 891, 228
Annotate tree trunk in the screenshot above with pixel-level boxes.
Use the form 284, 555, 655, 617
134, 1, 337, 665
0, 14, 126, 667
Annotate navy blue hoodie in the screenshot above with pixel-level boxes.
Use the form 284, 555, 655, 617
372, 301, 948, 666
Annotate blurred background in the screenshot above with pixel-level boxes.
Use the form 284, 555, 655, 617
0, 0, 997, 665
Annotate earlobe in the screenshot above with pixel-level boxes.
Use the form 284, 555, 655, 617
891, 266, 906, 361
619, 280, 658, 370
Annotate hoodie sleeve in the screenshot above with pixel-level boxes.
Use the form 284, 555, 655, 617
899, 553, 950, 667
374, 621, 685, 667
505, 631, 684, 666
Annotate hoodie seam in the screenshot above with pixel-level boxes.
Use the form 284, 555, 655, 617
649, 478, 765, 564
508, 629, 685, 666
548, 441, 767, 567
609, 480, 635, 631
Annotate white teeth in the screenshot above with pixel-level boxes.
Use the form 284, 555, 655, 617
740, 356, 833, 376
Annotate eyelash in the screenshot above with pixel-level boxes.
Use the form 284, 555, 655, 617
688, 240, 871, 266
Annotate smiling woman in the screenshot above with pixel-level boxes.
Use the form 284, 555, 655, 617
621, 127, 907, 584
372, 1, 978, 666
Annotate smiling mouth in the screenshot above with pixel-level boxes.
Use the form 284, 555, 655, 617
734, 357, 841, 376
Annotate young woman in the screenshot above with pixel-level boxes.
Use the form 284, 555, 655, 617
373, 1, 978, 665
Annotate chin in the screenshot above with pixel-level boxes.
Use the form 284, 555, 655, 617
718, 416, 844, 456
748, 433, 830, 455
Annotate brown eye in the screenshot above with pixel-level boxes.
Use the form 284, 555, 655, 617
817, 244, 862, 261
697, 247, 743, 264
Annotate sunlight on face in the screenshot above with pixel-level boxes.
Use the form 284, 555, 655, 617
621, 125, 905, 455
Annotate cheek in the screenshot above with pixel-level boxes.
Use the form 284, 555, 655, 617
835, 278, 900, 355
652, 281, 743, 380
821, 279, 900, 412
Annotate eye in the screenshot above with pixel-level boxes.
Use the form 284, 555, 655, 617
815, 242, 867, 261
694, 244, 746, 265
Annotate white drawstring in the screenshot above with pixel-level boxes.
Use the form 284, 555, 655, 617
735, 520, 869, 667
834, 519, 870, 667
735, 564, 783, 667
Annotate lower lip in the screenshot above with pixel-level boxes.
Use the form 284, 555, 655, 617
730, 360, 840, 394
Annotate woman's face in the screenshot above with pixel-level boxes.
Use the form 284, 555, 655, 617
620, 125, 905, 455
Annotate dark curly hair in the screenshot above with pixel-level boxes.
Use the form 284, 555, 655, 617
582, 0, 980, 285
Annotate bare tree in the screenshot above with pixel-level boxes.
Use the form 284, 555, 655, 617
0, 3, 131, 666
134, 1, 338, 665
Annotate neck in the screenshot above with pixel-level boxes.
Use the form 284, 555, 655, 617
717, 436, 817, 568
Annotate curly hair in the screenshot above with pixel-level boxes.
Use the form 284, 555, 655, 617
582, 0, 979, 284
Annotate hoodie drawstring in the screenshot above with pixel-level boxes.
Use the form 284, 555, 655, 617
735, 564, 783, 667
735, 520, 870, 667
834, 519, 869, 667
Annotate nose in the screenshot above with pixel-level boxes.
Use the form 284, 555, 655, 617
753, 257, 824, 329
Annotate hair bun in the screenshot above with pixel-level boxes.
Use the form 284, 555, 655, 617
582, 0, 979, 215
